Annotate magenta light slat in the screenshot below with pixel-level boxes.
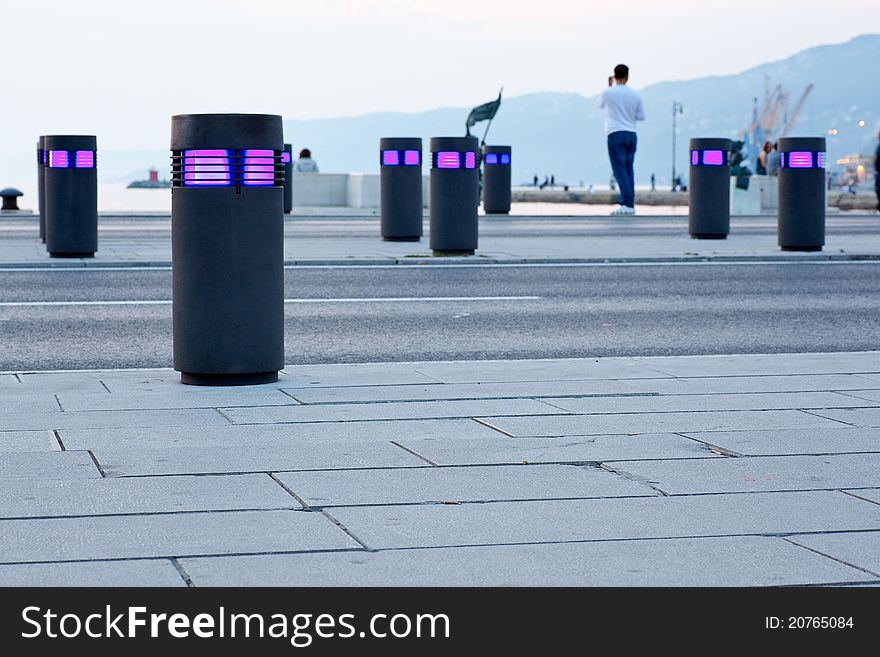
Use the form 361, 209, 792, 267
500, 154, 510, 164
74, 150, 95, 168
702, 150, 724, 166
436, 152, 460, 169
281, 151, 292, 164
464, 152, 476, 169
484, 153, 498, 165
787, 151, 814, 168
182, 149, 231, 186
242, 149, 275, 186
48, 150, 69, 168
403, 150, 420, 166
382, 150, 400, 166
691, 150, 699, 166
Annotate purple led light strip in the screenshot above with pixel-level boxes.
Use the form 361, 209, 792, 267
48, 150, 69, 168
787, 151, 813, 168
75, 150, 95, 168
403, 150, 420, 166
702, 150, 724, 166
484, 153, 498, 165
382, 150, 400, 166
183, 149, 230, 186
242, 149, 275, 186
435, 152, 460, 169
464, 152, 476, 169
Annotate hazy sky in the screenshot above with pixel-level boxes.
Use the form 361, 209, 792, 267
2, 0, 878, 167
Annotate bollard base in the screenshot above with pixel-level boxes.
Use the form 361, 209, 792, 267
780, 246, 822, 252
382, 236, 421, 242
690, 233, 727, 240
50, 252, 95, 258
432, 250, 475, 257
180, 371, 279, 387
484, 211, 511, 216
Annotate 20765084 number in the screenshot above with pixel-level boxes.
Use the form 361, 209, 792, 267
765, 617, 854, 630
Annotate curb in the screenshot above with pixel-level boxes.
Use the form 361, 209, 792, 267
2, 253, 880, 270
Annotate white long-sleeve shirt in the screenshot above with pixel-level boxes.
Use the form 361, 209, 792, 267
599, 85, 646, 135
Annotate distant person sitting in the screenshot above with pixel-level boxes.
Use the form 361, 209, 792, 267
875, 130, 880, 212
600, 63, 646, 215
766, 142, 780, 176
756, 141, 771, 175
293, 149, 319, 173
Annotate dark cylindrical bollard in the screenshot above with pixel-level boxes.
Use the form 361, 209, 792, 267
43, 135, 98, 257
380, 137, 423, 241
778, 137, 826, 252
482, 145, 511, 215
430, 136, 479, 256
688, 138, 732, 239
37, 136, 47, 242
282, 143, 293, 213
170, 113, 285, 386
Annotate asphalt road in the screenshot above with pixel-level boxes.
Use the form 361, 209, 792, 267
1, 261, 879, 370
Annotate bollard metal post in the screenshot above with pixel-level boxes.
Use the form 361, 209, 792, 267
482, 145, 512, 215
688, 138, 732, 239
380, 137, 423, 241
37, 136, 47, 241
170, 113, 285, 386
282, 143, 293, 214
778, 137, 826, 252
429, 136, 479, 256
0, 188, 23, 211
43, 135, 98, 257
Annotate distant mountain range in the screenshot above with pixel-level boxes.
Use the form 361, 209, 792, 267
103, 34, 879, 187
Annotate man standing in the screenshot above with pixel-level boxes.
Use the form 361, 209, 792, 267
600, 64, 646, 215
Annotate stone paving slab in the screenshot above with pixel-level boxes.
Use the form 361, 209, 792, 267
604, 454, 880, 495
543, 391, 879, 414
222, 398, 565, 425
682, 427, 880, 456
624, 374, 880, 395
633, 352, 880, 378
284, 379, 650, 404
58, 418, 502, 451
0, 452, 100, 480
480, 409, 848, 438
180, 535, 876, 587
805, 407, 880, 427
0, 407, 230, 431
0, 510, 359, 563
0, 473, 299, 519
327, 491, 880, 550
0, 559, 186, 587
787, 531, 880, 576
274, 464, 657, 508
411, 359, 665, 384
0, 430, 59, 452
396, 433, 715, 465
846, 489, 880, 505
838, 389, 880, 403
0, 393, 65, 413
93, 443, 426, 477
57, 387, 299, 412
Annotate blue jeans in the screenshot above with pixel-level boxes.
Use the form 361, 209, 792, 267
607, 131, 637, 208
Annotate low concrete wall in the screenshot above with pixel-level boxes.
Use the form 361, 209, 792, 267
511, 188, 688, 206
291, 173, 428, 209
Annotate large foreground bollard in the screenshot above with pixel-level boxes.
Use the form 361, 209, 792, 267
37, 137, 47, 242
44, 135, 98, 257
380, 137, 423, 241
171, 113, 284, 386
282, 143, 293, 213
778, 137, 826, 252
430, 136, 479, 256
482, 145, 511, 215
688, 138, 732, 239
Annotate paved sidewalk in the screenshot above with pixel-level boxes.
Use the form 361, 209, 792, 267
1, 214, 879, 266
2, 352, 879, 586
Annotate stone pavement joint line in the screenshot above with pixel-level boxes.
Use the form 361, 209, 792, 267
1, 351, 879, 585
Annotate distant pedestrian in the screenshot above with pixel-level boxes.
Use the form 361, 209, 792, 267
875, 130, 880, 212
550, 175, 555, 187
650, 173, 656, 191
293, 148, 319, 173
600, 64, 645, 215
756, 141, 771, 175
533, 174, 539, 187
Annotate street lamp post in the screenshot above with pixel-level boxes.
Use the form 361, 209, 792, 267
672, 101, 684, 191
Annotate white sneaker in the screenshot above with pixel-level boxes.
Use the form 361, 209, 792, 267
610, 205, 636, 216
